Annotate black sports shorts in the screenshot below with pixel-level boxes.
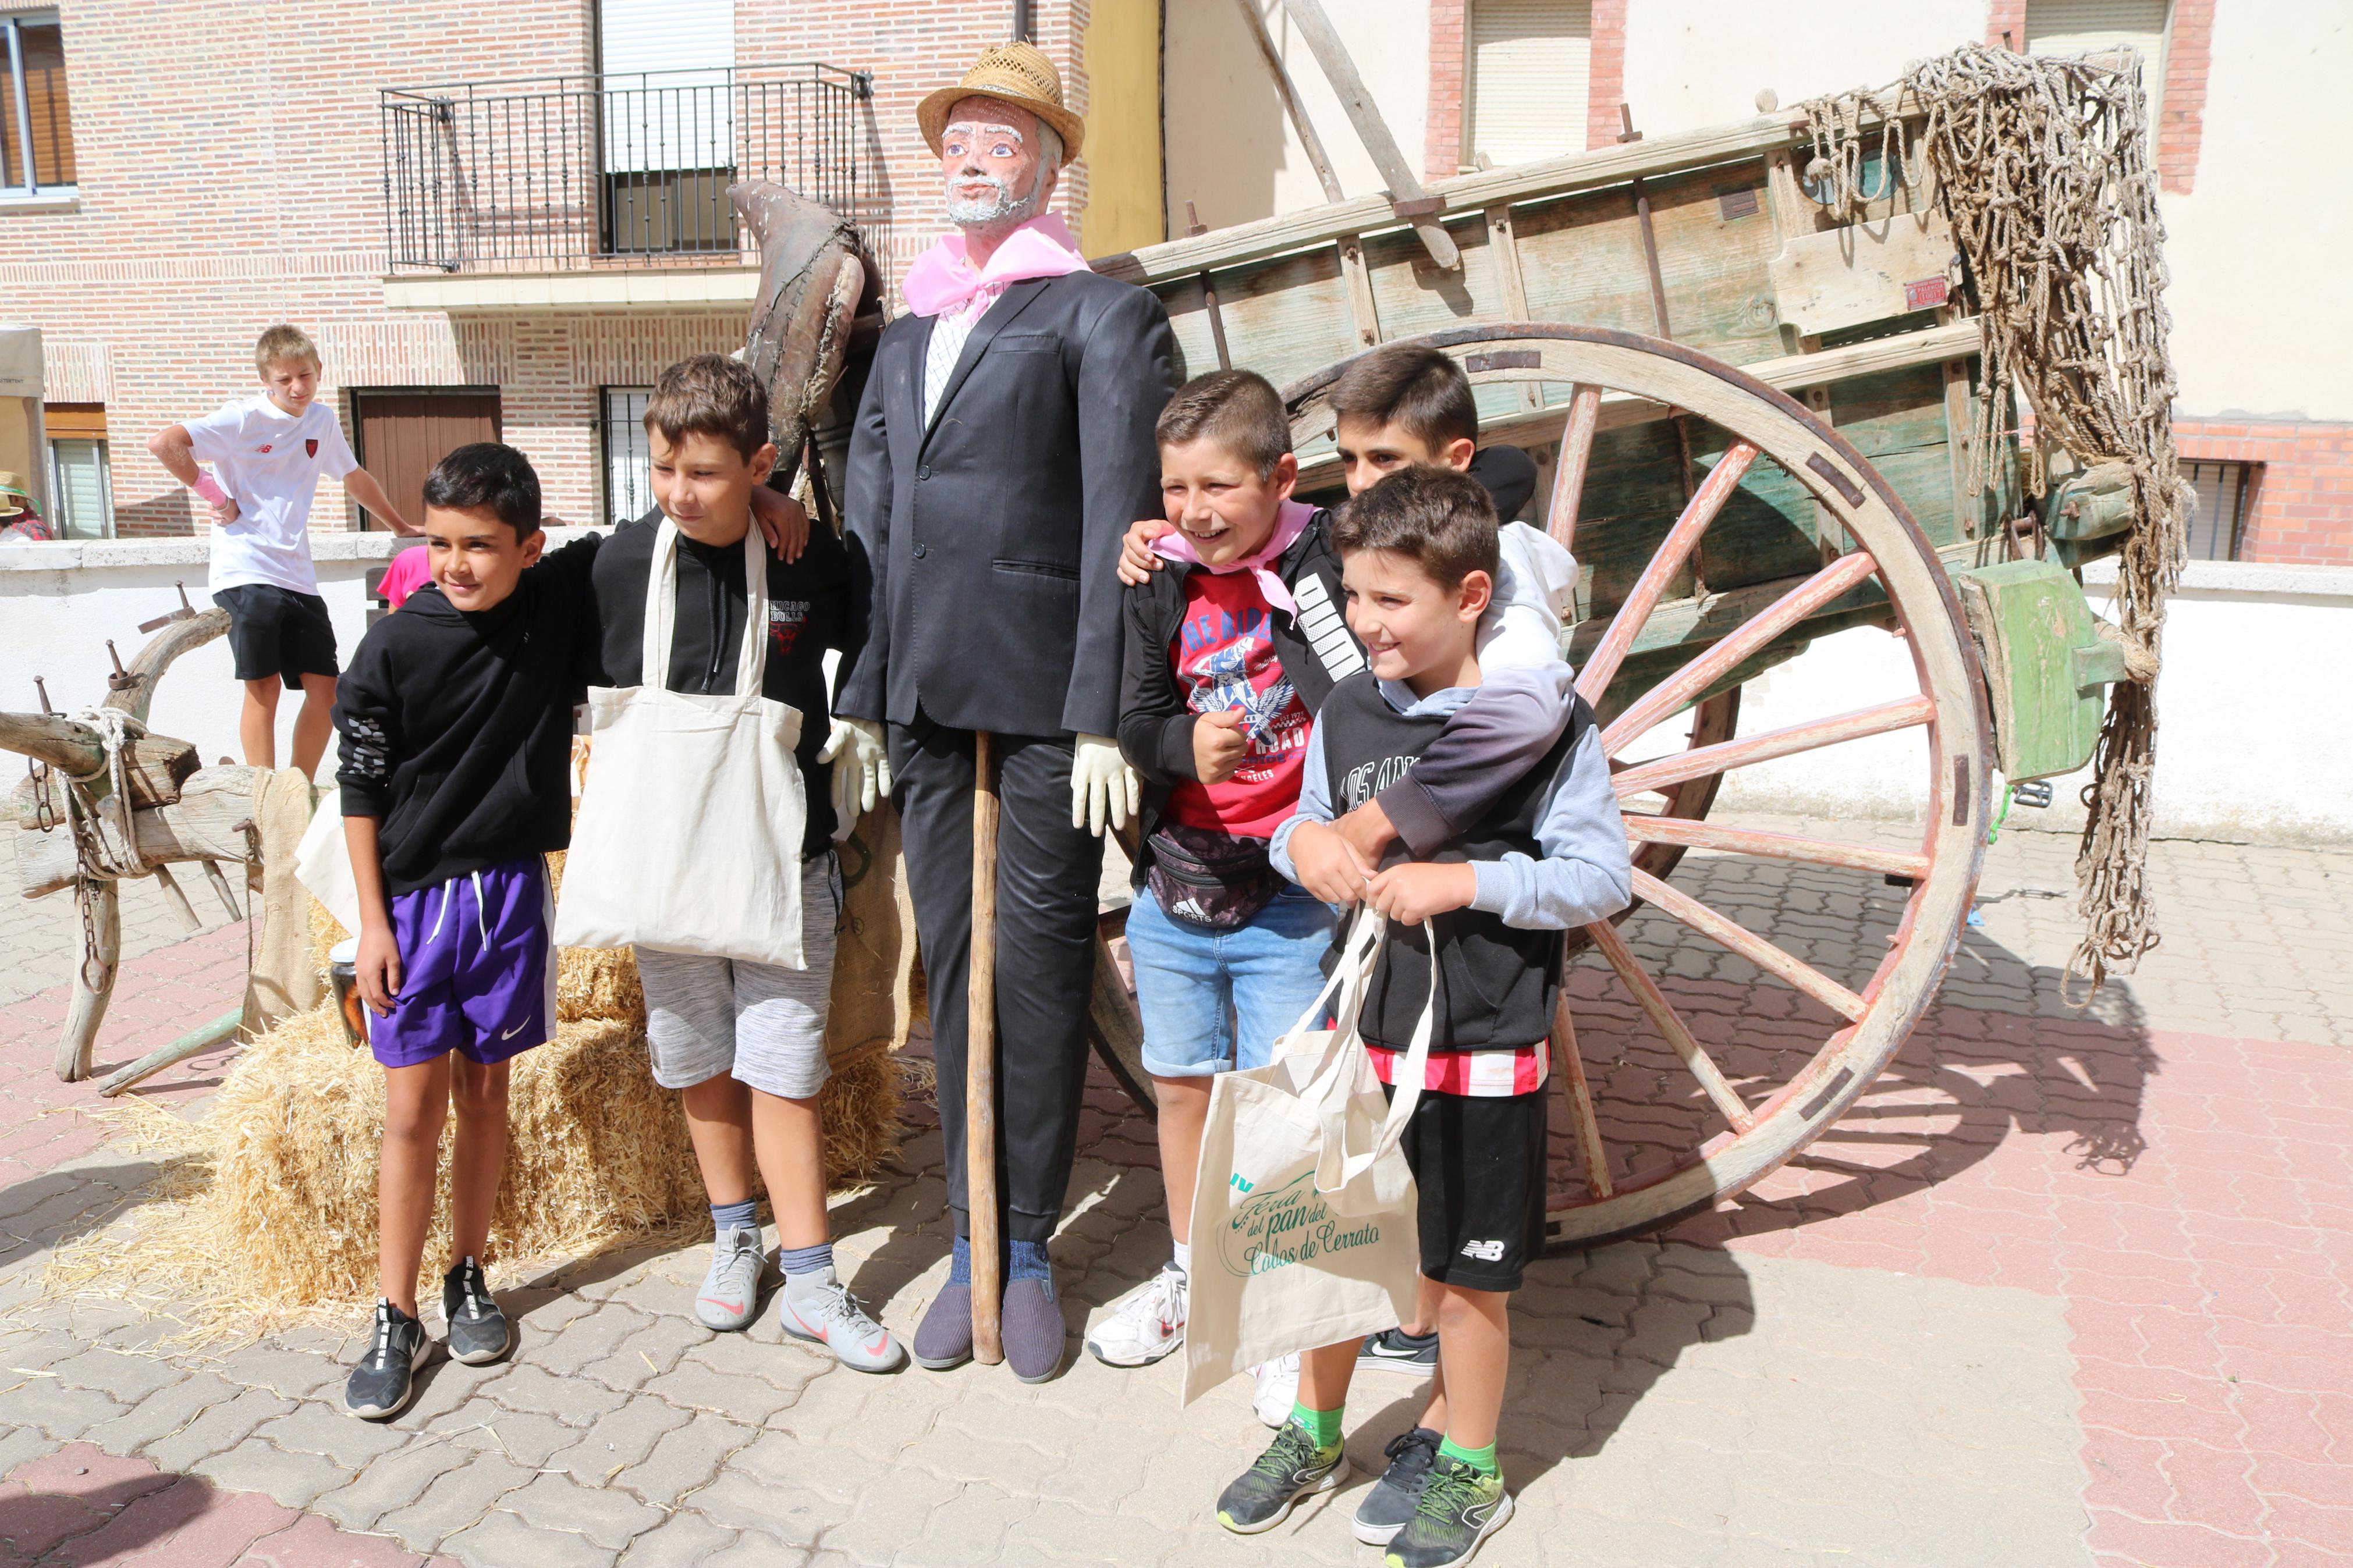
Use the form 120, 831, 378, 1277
1386, 1078, 1549, 1293
213, 584, 339, 688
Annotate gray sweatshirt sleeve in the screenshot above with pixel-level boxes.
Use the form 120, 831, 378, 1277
1467, 723, 1634, 930
1269, 721, 1336, 886
1374, 659, 1577, 858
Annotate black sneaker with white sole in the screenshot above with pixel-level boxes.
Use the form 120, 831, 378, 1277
1215, 1421, 1348, 1534
1359, 1325, 1440, 1375
441, 1256, 512, 1366
1353, 1425, 1442, 1545
344, 1300, 431, 1420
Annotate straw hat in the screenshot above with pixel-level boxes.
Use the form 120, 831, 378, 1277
918, 40, 1084, 162
0, 471, 27, 518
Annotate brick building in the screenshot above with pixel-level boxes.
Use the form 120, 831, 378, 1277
0, 0, 1162, 540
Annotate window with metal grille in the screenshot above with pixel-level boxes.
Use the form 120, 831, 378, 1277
2027, 0, 2170, 134
1467, 0, 1593, 171
2182, 459, 2251, 561
46, 436, 109, 539
602, 388, 655, 526
1, 9, 74, 198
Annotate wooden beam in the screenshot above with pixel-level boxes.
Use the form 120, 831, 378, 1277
1624, 816, 1932, 880
104, 607, 229, 728
1611, 697, 1935, 798
1272, 0, 1461, 270
10, 766, 264, 899
1631, 867, 1869, 1022
1231, 0, 1346, 204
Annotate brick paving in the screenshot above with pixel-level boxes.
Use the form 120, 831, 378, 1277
0, 819, 2345, 1567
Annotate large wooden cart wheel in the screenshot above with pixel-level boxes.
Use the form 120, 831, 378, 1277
1089, 324, 1990, 1249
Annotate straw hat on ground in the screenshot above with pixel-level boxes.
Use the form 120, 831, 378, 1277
917, 40, 1085, 161
0, 471, 27, 518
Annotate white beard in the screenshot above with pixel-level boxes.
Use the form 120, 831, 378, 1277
944, 170, 1045, 227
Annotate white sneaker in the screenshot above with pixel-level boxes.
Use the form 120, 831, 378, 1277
1251, 1352, 1301, 1427
777, 1266, 906, 1374
695, 1226, 766, 1331
1085, 1264, 1188, 1367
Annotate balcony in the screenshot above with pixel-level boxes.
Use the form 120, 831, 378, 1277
377, 63, 879, 310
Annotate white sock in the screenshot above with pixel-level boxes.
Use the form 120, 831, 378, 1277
1171, 1240, 1191, 1276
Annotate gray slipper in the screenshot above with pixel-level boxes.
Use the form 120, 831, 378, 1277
1002, 1275, 1067, 1384
912, 1283, 974, 1370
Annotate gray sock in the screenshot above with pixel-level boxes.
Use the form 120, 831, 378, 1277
711, 1198, 758, 1237
780, 1242, 835, 1300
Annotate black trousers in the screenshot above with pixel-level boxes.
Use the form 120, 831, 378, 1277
890, 718, 1105, 1244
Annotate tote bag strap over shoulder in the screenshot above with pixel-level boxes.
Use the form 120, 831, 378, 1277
642, 518, 771, 694
1304, 911, 1441, 1202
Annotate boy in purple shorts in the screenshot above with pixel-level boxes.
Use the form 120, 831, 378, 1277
334, 443, 604, 1420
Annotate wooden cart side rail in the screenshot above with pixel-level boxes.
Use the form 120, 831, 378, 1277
1095, 105, 1918, 289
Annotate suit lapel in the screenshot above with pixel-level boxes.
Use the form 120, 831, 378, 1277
920, 278, 1053, 451
896, 312, 936, 447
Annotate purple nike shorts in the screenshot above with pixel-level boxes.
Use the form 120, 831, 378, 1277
370, 855, 556, 1071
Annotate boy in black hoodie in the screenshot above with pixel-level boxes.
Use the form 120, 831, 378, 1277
333, 443, 604, 1418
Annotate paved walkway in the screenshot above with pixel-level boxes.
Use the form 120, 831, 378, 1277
0, 820, 2345, 1567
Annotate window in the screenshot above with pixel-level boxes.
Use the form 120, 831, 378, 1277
349, 389, 502, 531
1, 9, 74, 199
1467, 0, 1592, 170
2027, 0, 2170, 134
597, 0, 737, 254
2183, 460, 2250, 562
602, 387, 654, 526
44, 401, 108, 539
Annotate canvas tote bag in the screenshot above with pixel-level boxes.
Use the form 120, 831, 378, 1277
1181, 909, 1439, 1403
553, 519, 809, 967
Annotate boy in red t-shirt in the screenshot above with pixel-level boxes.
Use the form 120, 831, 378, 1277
1086, 371, 1571, 1387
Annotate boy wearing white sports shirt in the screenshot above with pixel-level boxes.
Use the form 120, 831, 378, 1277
147, 324, 416, 777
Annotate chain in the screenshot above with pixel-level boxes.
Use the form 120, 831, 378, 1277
74, 875, 110, 993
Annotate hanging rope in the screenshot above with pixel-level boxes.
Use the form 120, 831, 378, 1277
1802, 43, 2191, 1000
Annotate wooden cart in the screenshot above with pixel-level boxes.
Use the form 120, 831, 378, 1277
1066, 86, 2134, 1250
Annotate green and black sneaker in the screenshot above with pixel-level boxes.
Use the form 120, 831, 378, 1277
1384, 1452, 1513, 1567
1214, 1420, 1349, 1534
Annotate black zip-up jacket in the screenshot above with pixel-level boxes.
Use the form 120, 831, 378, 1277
593, 510, 853, 858
334, 537, 604, 897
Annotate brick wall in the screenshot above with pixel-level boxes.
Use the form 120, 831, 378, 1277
2175, 417, 2353, 567
1584, 0, 1628, 151
5, 1, 1095, 539
1424, 0, 1464, 180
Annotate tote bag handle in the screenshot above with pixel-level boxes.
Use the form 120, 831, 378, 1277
1307, 916, 1442, 1200
642, 519, 771, 694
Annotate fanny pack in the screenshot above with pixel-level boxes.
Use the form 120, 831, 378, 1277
1147, 821, 1280, 931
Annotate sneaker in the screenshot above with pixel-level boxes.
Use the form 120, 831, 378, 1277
1214, 1420, 1348, 1534
1383, 1453, 1513, 1567
343, 1300, 430, 1421
1085, 1264, 1188, 1367
696, 1225, 766, 1332
1359, 1325, 1440, 1375
441, 1256, 512, 1366
1251, 1353, 1301, 1427
777, 1267, 906, 1374
1353, 1425, 1443, 1546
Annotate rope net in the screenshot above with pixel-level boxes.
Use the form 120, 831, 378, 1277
1802, 42, 2191, 999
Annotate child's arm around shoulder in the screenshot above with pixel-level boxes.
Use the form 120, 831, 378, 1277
1115, 575, 1204, 787
1270, 718, 1376, 906
1465, 704, 1632, 931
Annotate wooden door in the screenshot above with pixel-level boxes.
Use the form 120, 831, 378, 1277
349, 390, 502, 531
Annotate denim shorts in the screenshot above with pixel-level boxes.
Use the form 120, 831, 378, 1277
1125, 884, 1337, 1078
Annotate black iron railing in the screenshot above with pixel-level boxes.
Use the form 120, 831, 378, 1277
379, 63, 876, 272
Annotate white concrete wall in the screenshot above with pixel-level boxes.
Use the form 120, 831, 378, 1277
1712, 562, 2353, 846
1163, 0, 1431, 230
1618, 0, 1988, 136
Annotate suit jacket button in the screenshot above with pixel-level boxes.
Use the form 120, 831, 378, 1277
913, 542, 928, 558
917, 464, 931, 480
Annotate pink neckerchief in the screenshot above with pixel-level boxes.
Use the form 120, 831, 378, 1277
900, 212, 1089, 318
1150, 498, 1315, 616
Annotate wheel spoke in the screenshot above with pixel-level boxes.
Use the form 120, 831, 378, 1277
1630, 868, 1869, 1022
1545, 383, 1603, 552
1623, 816, 1930, 879
1550, 986, 1614, 1199
1574, 440, 1760, 705
1586, 919, 1756, 1134
1600, 550, 1880, 752
1610, 695, 1935, 797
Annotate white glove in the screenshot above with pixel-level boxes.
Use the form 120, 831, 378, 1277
1070, 733, 1138, 837
817, 717, 890, 840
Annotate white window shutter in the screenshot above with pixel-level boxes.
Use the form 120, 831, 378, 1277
1469, 0, 1593, 170
598, 0, 736, 174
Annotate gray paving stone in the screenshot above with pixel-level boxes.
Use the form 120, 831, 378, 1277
79, 1366, 240, 1454
144, 1385, 294, 1473
684, 1469, 854, 1550
440, 1506, 619, 1568
613, 1412, 755, 1505
482, 1361, 632, 1426
193, 1435, 347, 1510
9, 1374, 125, 1439
540, 1400, 693, 1486
640, 1355, 797, 1424
255, 1395, 413, 1467
501, 1470, 668, 1550
374, 1450, 537, 1552
307, 1436, 472, 1533
456, 1408, 579, 1468
212, 1341, 345, 1401
614, 1511, 740, 1568
0, 1423, 58, 1476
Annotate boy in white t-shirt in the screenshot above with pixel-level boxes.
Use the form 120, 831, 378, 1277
147, 325, 416, 776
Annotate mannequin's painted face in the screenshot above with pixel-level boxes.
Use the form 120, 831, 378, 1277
941, 96, 1053, 226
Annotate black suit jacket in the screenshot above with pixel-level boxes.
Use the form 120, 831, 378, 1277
836, 269, 1177, 739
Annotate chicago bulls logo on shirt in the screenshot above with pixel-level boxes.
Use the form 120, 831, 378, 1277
306, 439, 320, 457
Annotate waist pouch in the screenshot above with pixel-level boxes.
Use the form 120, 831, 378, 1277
1147, 822, 1280, 931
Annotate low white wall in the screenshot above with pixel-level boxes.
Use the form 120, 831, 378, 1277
0, 531, 594, 776
1713, 561, 2353, 845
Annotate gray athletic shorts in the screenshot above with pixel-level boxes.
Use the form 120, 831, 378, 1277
634, 852, 840, 1100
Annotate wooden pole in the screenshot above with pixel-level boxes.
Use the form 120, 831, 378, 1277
97, 1008, 243, 1098
1277, 0, 1462, 271
56, 879, 119, 1083
966, 730, 1005, 1365
1230, 0, 1346, 203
